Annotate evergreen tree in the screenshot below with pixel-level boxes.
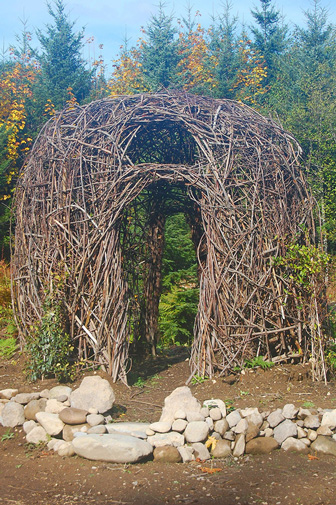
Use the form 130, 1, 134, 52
250, 0, 288, 82
140, 2, 180, 90
34, 0, 92, 111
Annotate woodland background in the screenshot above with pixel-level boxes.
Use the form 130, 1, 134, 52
1, 0, 335, 351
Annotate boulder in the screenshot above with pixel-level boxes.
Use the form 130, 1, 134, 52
49, 386, 72, 399
209, 408, 222, 421
246, 437, 279, 454
105, 422, 150, 438
172, 419, 188, 433
310, 435, 336, 456
45, 399, 68, 414
232, 418, 248, 434
282, 437, 309, 453
70, 376, 115, 414
273, 419, 297, 445
246, 422, 260, 442
147, 432, 185, 448
1, 401, 25, 427
303, 415, 320, 429
57, 441, 75, 457
282, 404, 299, 419
149, 421, 172, 433
211, 439, 231, 458
159, 387, 201, 425
153, 445, 182, 463
87, 414, 105, 427
87, 425, 107, 435
23, 420, 37, 434
321, 410, 336, 430
13, 393, 40, 405
26, 426, 48, 444
72, 433, 153, 463
0, 389, 18, 400
184, 421, 209, 443
24, 399, 47, 421
178, 446, 194, 463
267, 409, 285, 428
226, 410, 242, 428
35, 412, 64, 436
214, 418, 229, 437
233, 433, 245, 457
203, 399, 226, 417
59, 407, 88, 425
192, 442, 211, 461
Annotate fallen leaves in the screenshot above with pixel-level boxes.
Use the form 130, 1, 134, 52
200, 467, 222, 474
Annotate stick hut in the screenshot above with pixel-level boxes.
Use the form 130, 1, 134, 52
12, 91, 321, 383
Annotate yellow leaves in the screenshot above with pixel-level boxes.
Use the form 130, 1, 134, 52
205, 436, 218, 451
107, 44, 149, 96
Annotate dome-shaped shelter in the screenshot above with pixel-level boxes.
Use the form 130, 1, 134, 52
12, 91, 318, 383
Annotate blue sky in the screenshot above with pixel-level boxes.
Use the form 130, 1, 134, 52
1, 0, 335, 74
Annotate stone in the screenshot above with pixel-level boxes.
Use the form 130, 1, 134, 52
211, 439, 231, 458
26, 426, 48, 444
174, 409, 186, 420
147, 432, 185, 448
186, 412, 205, 422
39, 389, 50, 399
308, 429, 318, 441
49, 386, 72, 399
63, 424, 88, 442
146, 428, 155, 436
264, 428, 274, 437
209, 407, 222, 421
311, 436, 336, 456
70, 376, 115, 414
57, 441, 75, 457
205, 417, 214, 430
303, 415, 320, 429
233, 433, 245, 457
317, 425, 333, 436
0, 389, 18, 400
172, 419, 188, 433
301, 438, 311, 446
224, 430, 235, 441
1, 401, 25, 427
149, 421, 172, 433
267, 409, 285, 428
35, 412, 64, 436
297, 408, 311, 420
24, 399, 47, 421
178, 446, 194, 463
45, 399, 67, 415
47, 438, 60, 450
297, 426, 307, 439
88, 408, 99, 415
153, 445, 182, 463
87, 414, 105, 427
105, 422, 150, 436
321, 410, 336, 429
203, 399, 226, 417
246, 437, 279, 454
282, 437, 309, 453
241, 407, 259, 418
273, 420, 297, 445
226, 410, 242, 428
246, 412, 263, 429
72, 433, 153, 463
246, 422, 260, 442
200, 407, 209, 417
55, 395, 68, 403
23, 420, 37, 434
184, 421, 209, 443
87, 425, 107, 435
214, 418, 229, 436
282, 404, 299, 419
13, 393, 40, 405
59, 407, 88, 425
159, 387, 201, 425
232, 418, 248, 434
192, 442, 210, 461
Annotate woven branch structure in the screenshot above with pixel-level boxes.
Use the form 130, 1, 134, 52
12, 91, 321, 383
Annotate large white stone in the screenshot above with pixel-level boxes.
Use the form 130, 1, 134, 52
147, 432, 185, 448
159, 386, 201, 424
1, 401, 25, 427
149, 421, 172, 433
321, 410, 336, 429
49, 386, 72, 399
0, 389, 18, 400
273, 419, 297, 445
226, 410, 242, 428
70, 376, 115, 414
203, 399, 226, 417
267, 409, 285, 428
282, 437, 309, 453
36, 412, 64, 436
72, 433, 153, 463
282, 404, 299, 419
105, 422, 150, 437
26, 426, 48, 444
45, 399, 67, 414
184, 421, 209, 443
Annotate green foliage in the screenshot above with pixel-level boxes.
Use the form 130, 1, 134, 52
243, 356, 275, 370
26, 297, 75, 382
0, 337, 17, 358
326, 342, 336, 373
1, 429, 14, 442
190, 374, 208, 385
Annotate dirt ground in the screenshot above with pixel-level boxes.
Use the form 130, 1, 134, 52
1, 349, 336, 505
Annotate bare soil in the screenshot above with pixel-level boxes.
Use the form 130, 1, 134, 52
1, 349, 336, 505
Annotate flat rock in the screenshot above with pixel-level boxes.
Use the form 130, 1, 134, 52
13, 393, 40, 405
59, 407, 88, 425
0, 389, 18, 400
36, 412, 64, 436
153, 445, 182, 463
1, 401, 25, 427
303, 415, 320, 429
184, 421, 209, 443
24, 399, 47, 421
211, 439, 231, 458
246, 437, 279, 454
282, 404, 299, 419
160, 387, 201, 424
149, 421, 172, 433
105, 422, 150, 436
214, 419, 229, 436
87, 425, 107, 434
273, 419, 297, 445
233, 433, 245, 457
26, 426, 48, 444
203, 399, 226, 417
147, 432, 185, 448
192, 442, 210, 461
72, 433, 153, 463
311, 435, 336, 456
70, 376, 115, 414
282, 437, 309, 453
172, 419, 188, 433
321, 410, 336, 429
226, 410, 242, 428
87, 413, 105, 427
267, 409, 285, 428
49, 386, 72, 399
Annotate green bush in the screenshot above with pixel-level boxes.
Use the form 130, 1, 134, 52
26, 297, 75, 382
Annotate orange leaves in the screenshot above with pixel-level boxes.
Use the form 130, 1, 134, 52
200, 466, 222, 474
107, 44, 149, 96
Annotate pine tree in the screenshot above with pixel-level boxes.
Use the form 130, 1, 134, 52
140, 2, 180, 90
34, 0, 92, 111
